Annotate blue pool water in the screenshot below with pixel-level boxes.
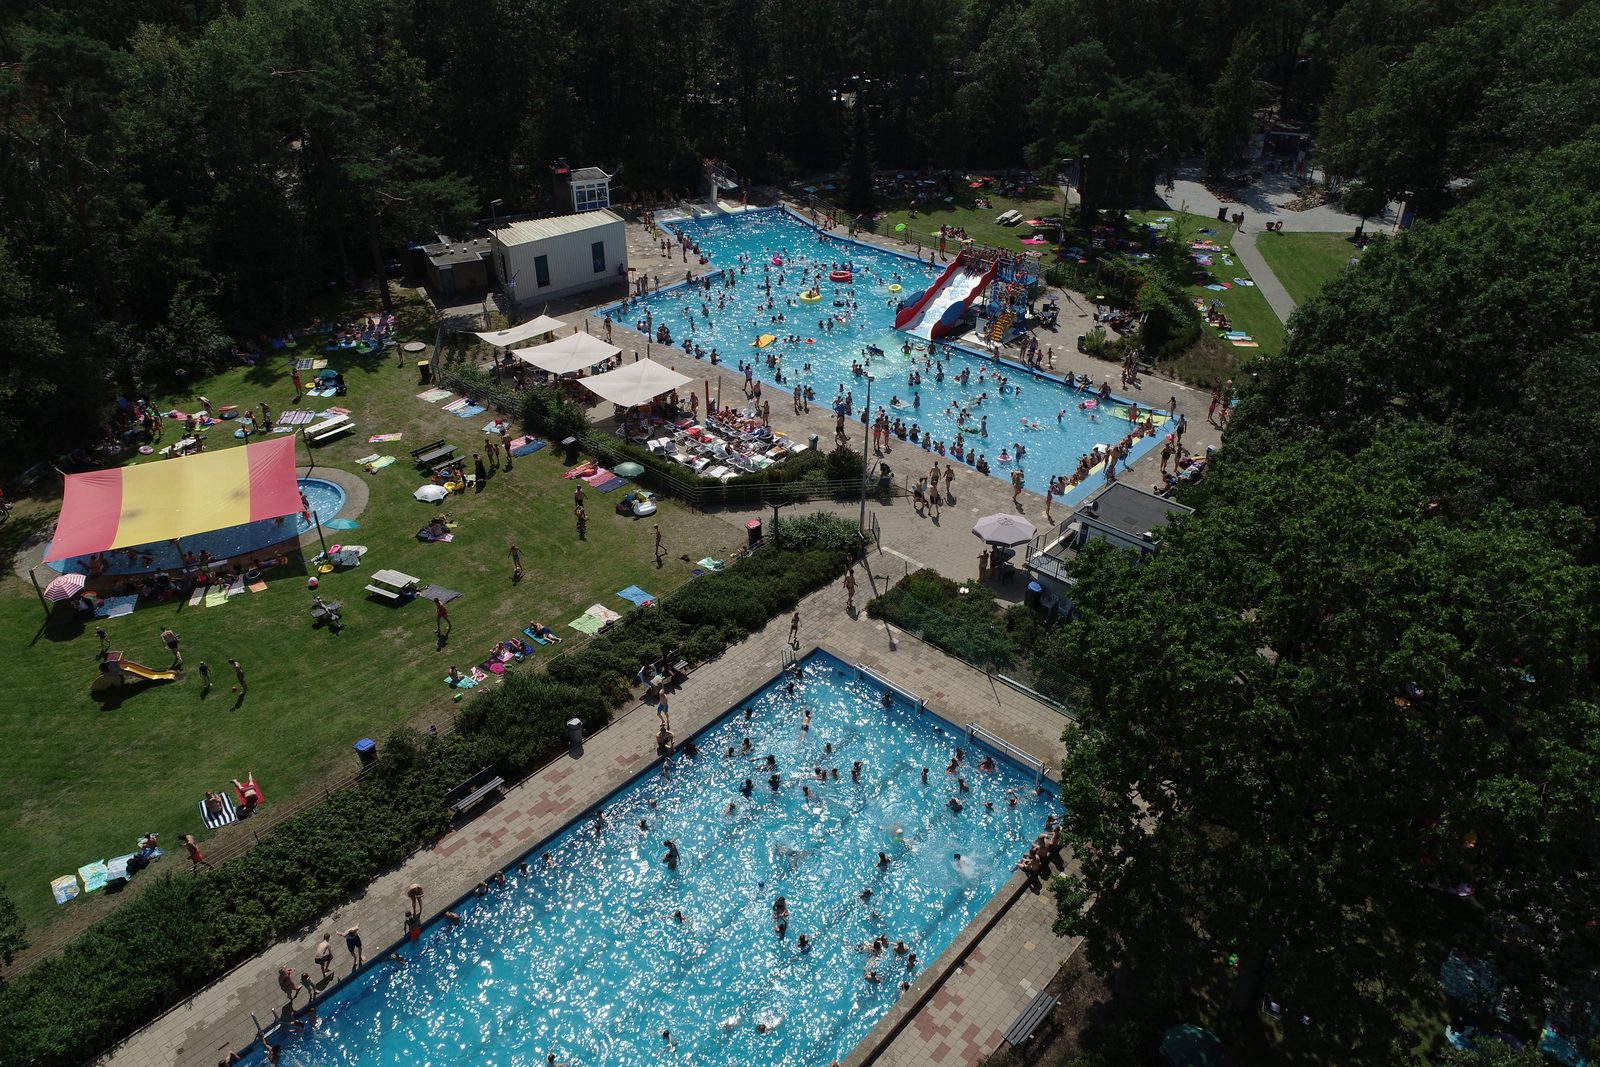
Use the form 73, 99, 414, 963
257, 652, 1060, 1067
607, 208, 1168, 496
47, 477, 346, 575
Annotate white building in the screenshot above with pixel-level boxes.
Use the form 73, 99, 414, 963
490, 210, 627, 306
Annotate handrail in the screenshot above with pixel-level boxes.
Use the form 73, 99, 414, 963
855, 662, 922, 709
965, 722, 1046, 785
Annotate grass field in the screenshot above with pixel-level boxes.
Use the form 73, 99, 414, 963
0, 315, 743, 936
1255, 231, 1361, 306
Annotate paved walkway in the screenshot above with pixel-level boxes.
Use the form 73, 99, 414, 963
1228, 229, 1297, 323
102, 578, 1078, 1067
1160, 165, 1392, 233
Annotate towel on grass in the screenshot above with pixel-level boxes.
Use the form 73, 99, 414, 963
442, 398, 469, 413
363, 456, 396, 472
1231, 339, 1260, 348
417, 584, 463, 605
187, 587, 205, 607
569, 613, 605, 635
696, 557, 725, 571
522, 627, 549, 646
246, 580, 267, 593
275, 409, 315, 426
294, 358, 315, 370
445, 674, 478, 689
204, 585, 229, 608
456, 404, 487, 418
469, 666, 489, 682
618, 585, 656, 606
368, 433, 403, 443
480, 658, 506, 675
201, 791, 238, 829
95, 595, 139, 619
417, 388, 453, 403
78, 860, 109, 893
583, 467, 614, 487
591, 475, 626, 493
585, 603, 622, 623
106, 853, 138, 882
482, 419, 509, 433
51, 875, 80, 905
512, 438, 545, 457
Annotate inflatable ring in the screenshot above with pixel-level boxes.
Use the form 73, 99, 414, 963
888, 284, 902, 293
799, 291, 822, 303
829, 270, 853, 283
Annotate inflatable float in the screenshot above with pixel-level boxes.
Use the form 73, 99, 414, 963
798, 290, 823, 303
829, 270, 853, 283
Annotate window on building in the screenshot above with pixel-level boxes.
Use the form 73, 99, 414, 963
534, 255, 550, 288
573, 182, 609, 211
592, 241, 606, 274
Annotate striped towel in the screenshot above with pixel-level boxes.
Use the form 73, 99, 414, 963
201, 791, 237, 830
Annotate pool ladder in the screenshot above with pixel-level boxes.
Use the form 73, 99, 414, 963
965, 722, 1047, 787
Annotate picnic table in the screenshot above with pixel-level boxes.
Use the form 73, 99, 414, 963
365, 569, 420, 603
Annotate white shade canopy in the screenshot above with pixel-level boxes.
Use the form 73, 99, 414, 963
579, 358, 692, 408
474, 315, 567, 347
513, 331, 622, 375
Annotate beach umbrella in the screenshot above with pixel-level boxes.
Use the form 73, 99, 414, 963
614, 462, 645, 478
44, 573, 86, 602
972, 514, 1036, 546
414, 484, 448, 503
1161, 1024, 1225, 1067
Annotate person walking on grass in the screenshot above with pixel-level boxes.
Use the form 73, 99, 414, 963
434, 598, 451, 637
183, 833, 215, 872
500, 426, 513, 470
485, 437, 500, 469
291, 367, 303, 402
474, 452, 488, 489
575, 504, 587, 540
654, 523, 665, 566
510, 543, 524, 581
197, 660, 212, 693
95, 624, 109, 656
228, 658, 247, 693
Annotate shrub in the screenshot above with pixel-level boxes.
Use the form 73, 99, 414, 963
1135, 266, 1202, 363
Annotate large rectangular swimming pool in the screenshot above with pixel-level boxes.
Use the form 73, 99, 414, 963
258, 651, 1060, 1066
606, 207, 1168, 500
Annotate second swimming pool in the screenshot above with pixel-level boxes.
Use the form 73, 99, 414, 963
258, 652, 1059, 1066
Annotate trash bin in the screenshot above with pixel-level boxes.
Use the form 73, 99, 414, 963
417, 360, 432, 385
353, 737, 377, 767
562, 436, 580, 464
567, 718, 584, 746
1217, 206, 1229, 222
808, 432, 820, 451
746, 518, 763, 547
1026, 581, 1043, 608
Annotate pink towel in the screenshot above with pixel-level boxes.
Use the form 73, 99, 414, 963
583, 467, 613, 487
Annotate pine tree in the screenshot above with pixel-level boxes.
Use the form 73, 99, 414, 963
845, 90, 876, 216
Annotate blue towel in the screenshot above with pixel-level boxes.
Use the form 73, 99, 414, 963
618, 585, 656, 606
591, 475, 626, 494
325, 519, 361, 530
456, 404, 487, 418
512, 440, 545, 457
522, 626, 549, 646
94, 595, 139, 619
444, 675, 478, 689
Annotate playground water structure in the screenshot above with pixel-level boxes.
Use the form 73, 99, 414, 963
243, 651, 1060, 1067
604, 207, 1169, 499
896, 250, 998, 340
46, 477, 347, 576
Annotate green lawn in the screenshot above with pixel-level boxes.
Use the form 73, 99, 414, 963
1255, 231, 1361, 306
0, 315, 740, 935
870, 193, 1070, 255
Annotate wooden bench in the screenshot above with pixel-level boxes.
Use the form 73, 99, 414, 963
1002, 991, 1059, 1047
304, 413, 354, 444
364, 584, 401, 602
445, 766, 505, 816
666, 649, 690, 681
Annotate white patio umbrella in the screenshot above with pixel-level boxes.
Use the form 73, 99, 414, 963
971, 514, 1036, 546
414, 484, 449, 503
43, 572, 87, 601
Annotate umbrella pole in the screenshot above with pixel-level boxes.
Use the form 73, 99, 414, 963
27, 568, 50, 620
313, 510, 329, 559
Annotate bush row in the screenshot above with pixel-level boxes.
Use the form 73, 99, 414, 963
0, 514, 859, 1066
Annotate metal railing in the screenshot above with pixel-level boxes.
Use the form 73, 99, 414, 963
966, 722, 1047, 786
855, 662, 923, 709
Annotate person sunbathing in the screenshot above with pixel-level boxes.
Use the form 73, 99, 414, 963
506, 637, 530, 656
233, 774, 261, 812
204, 791, 225, 818
448, 666, 465, 685
529, 621, 561, 643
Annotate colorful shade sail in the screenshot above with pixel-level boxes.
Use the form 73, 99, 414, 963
46, 436, 301, 561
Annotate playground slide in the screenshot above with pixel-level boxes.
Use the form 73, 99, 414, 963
896, 252, 997, 340
120, 662, 177, 682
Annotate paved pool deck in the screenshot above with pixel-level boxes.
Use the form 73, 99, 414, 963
100, 575, 1079, 1067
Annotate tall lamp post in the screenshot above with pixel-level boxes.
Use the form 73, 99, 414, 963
857, 374, 874, 532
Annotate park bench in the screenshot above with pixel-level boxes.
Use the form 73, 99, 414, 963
412, 439, 456, 469
1002, 990, 1059, 1048
304, 413, 354, 444
364, 584, 401, 602
665, 649, 690, 682
445, 766, 505, 816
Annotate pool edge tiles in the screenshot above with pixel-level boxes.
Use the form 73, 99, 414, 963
244, 649, 1061, 1067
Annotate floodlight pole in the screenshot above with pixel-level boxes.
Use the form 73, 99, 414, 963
858, 374, 874, 532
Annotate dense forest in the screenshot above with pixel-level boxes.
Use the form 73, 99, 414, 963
3, 0, 1594, 470
3, 0, 1599, 1061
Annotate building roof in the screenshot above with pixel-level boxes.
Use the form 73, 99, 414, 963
493, 210, 623, 246
423, 237, 491, 266
1079, 482, 1192, 539
569, 166, 612, 183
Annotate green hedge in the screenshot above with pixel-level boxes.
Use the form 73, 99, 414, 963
0, 514, 859, 1067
